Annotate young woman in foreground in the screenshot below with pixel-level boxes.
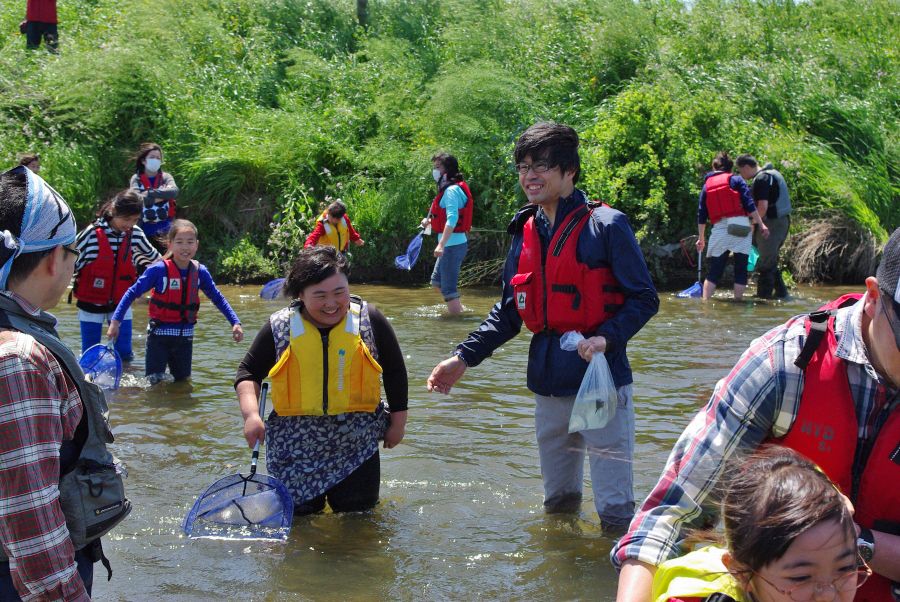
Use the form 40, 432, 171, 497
652, 447, 870, 602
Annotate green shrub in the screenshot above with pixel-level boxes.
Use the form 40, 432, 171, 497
217, 235, 277, 283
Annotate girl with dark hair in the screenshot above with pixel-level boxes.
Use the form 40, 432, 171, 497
651, 447, 870, 602
72, 190, 160, 361
696, 151, 770, 301
235, 246, 409, 515
421, 152, 473, 314
107, 219, 242, 382
129, 142, 178, 247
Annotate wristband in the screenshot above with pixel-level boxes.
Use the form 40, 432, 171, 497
454, 349, 469, 367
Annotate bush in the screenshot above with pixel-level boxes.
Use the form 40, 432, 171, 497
216, 235, 277, 284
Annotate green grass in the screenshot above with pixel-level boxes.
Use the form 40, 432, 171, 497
1, 0, 898, 282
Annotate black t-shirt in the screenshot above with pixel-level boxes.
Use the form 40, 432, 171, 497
750, 172, 780, 219
234, 303, 408, 412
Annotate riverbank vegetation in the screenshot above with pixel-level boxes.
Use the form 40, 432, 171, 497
2, 0, 898, 285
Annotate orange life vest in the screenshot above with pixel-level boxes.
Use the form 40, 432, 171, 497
705, 173, 745, 224
148, 259, 200, 323
510, 205, 624, 334
73, 227, 136, 307
429, 181, 474, 234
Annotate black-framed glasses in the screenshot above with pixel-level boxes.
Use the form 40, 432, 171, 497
750, 562, 871, 602
514, 162, 555, 175
881, 288, 900, 352
61, 245, 80, 261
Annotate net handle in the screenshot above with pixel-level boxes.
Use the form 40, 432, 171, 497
250, 382, 268, 476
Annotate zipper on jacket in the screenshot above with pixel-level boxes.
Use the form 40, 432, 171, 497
321, 333, 329, 414
540, 236, 549, 330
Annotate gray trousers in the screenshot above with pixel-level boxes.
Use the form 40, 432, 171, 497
755, 214, 790, 273
533, 384, 635, 528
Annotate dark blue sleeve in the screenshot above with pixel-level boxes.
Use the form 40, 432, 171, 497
111, 262, 164, 322
584, 209, 659, 353
197, 264, 241, 326
732, 175, 757, 213
697, 183, 709, 224
455, 235, 524, 366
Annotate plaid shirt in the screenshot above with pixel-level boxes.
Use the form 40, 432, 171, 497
612, 299, 897, 569
0, 292, 89, 601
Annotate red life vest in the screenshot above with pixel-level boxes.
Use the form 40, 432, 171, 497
139, 173, 176, 223
705, 173, 745, 224
148, 259, 200, 323
429, 181, 474, 234
773, 294, 900, 602
73, 227, 137, 307
510, 205, 625, 334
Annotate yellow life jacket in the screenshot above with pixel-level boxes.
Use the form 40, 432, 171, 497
317, 211, 351, 251
268, 300, 383, 416
651, 546, 751, 602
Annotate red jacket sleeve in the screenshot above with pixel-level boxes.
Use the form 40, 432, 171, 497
304, 221, 326, 248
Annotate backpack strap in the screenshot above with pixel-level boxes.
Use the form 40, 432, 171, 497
793, 296, 860, 369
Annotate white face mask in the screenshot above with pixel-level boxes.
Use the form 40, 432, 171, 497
145, 158, 162, 173
432, 169, 442, 182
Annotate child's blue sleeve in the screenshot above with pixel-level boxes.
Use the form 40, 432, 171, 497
197, 265, 241, 326
112, 262, 163, 322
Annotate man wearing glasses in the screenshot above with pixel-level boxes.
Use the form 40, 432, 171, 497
427, 122, 659, 529
613, 226, 900, 601
0, 166, 130, 600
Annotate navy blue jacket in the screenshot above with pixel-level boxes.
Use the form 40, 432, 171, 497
456, 189, 659, 396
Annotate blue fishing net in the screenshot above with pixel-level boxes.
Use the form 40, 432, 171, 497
395, 232, 423, 270
183, 472, 293, 540
260, 278, 286, 300
79, 344, 122, 390
675, 282, 703, 298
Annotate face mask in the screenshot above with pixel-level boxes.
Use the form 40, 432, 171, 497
432, 169, 442, 182
145, 158, 162, 172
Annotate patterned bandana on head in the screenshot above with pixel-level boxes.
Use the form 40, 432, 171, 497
0, 166, 77, 289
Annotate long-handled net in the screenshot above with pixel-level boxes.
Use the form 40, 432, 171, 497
260, 278, 286, 300
79, 342, 122, 390
395, 231, 423, 270
182, 384, 293, 539
676, 248, 703, 298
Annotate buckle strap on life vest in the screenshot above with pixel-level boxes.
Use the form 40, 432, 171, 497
794, 310, 832, 369
551, 284, 581, 311
149, 298, 200, 312
552, 205, 589, 256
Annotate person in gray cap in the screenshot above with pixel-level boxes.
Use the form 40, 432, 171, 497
0, 166, 130, 600
612, 227, 900, 602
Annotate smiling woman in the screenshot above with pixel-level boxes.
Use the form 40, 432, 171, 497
235, 245, 410, 516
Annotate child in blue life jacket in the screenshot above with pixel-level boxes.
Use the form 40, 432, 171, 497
107, 219, 243, 381
72, 190, 160, 361
650, 447, 869, 602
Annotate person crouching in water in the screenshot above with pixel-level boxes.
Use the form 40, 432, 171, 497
72, 190, 160, 362
107, 219, 243, 382
304, 200, 365, 253
651, 447, 870, 602
235, 246, 408, 514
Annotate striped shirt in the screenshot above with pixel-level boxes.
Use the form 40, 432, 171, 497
0, 292, 89, 601
611, 299, 897, 569
73, 219, 159, 311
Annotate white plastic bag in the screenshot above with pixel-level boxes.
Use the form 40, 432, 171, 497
559, 331, 618, 433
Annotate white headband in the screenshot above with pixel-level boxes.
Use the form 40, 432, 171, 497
0, 166, 77, 289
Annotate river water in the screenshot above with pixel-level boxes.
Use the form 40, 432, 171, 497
50, 282, 857, 601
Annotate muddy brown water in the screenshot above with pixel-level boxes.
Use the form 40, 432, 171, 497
49, 283, 858, 601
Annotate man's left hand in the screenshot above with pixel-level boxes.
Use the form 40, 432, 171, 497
576, 336, 607, 362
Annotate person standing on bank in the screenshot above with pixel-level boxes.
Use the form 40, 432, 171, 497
0, 166, 130, 600
72, 190, 160, 362
23, 0, 58, 52
420, 153, 473, 315
129, 143, 178, 251
736, 154, 792, 299
235, 246, 408, 514
696, 152, 769, 301
427, 123, 659, 529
